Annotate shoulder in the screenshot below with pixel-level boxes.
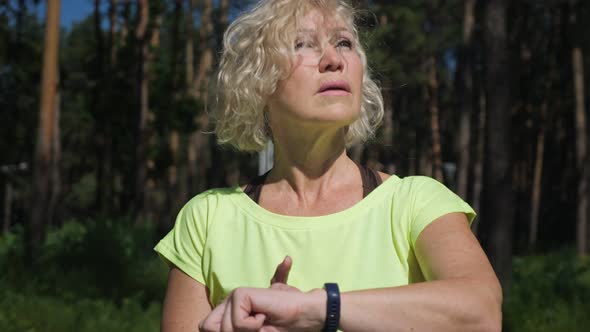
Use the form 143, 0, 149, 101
392, 175, 448, 193
179, 186, 244, 219
376, 173, 446, 195
377, 171, 391, 182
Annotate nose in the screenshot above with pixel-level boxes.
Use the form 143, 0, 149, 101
318, 46, 344, 73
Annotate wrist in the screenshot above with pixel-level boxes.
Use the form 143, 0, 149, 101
304, 288, 328, 329
322, 283, 340, 332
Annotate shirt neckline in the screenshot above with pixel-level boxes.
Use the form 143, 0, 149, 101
229, 174, 400, 230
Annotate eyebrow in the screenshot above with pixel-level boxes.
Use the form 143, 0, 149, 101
296, 27, 352, 34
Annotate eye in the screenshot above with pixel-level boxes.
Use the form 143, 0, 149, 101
295, 40, 314, 50
336, 38, 353, 49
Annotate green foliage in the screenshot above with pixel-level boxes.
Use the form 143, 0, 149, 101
504, 251, 590, 332
0, 219, 168, 331
0, 219, 168, 303
0, 291, 160, 332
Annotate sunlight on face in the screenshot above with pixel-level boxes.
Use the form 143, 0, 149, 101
267, 9, 364, 130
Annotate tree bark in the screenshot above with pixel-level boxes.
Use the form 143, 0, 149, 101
572, 46, 588, 256
480, 0, 514, 288
193, 0, 214, 98
472, 90, 486, 234
49, 73, 62, 227
188, 0, 214, 194
428, 56, 444, 182
529, 12, 559, 250
457, 0, 475, 199
12, 0, 26, 62
3, 181, 12, 233
134, 0, 150, 219
220, 0, 229, 28
185, 0, 195, 89
94, 0, 109, 213
97, 0, 117, 213
120, 0, 130, 46
164, 0, 184, 227
108, 0, 118, 67
529, 103, 545, 250
31, 0, 61, 257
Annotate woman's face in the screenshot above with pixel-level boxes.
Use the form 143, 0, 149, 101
267, 9, 363, 130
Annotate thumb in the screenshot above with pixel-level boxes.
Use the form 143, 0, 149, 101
270, 256, 292, 285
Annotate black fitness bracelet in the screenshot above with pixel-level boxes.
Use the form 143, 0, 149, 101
322, 283, 340, 332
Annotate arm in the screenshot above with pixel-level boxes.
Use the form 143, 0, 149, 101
199, 213, 502, 332
161, 267, 212, 332
337, 212, 502, 332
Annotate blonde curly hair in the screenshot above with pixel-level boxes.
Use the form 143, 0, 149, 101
213, 0, 384, 152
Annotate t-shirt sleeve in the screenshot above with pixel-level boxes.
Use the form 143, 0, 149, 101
408, 176, 476, 246
154, 196, 209, 284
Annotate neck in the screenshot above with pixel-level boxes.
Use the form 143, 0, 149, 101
267, 126, 356, 196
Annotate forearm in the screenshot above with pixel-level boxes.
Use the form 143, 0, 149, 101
335, 278, 502, 332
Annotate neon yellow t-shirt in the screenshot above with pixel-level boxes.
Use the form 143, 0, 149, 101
154, 175, 475, 306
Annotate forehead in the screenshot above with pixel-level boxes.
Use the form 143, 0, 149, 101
295, 9, 352, 34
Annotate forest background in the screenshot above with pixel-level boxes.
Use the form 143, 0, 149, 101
1, 0, 590, 331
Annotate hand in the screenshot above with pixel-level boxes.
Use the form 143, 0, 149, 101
270, 256, 298, 292
198, 287, 326, 332
270, 256, 292, 284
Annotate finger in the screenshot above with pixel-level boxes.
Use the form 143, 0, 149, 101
230, 288, 265, 331
270, 256, 292, 284
259, 326, 284, 332
232, 294, 266, 332
221, 299, 232, 332
200, 298, 229, 332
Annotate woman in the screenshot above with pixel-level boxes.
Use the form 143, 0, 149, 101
155, 0, 502, 331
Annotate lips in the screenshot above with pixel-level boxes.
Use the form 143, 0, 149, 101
318, 80, 351, 95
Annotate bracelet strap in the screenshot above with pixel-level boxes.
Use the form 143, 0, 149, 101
322, 283, 340, 332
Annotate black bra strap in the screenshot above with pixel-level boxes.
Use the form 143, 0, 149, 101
357, 162, 382, 198
245, 164, 382, 204
243, 170, 269, 204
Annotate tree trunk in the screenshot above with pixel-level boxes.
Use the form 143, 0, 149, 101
377, 13, 395, 175
13, 0, 26, 62
98, 0, 117, 213
94, 0, 104, 73
457, 0, 475, 199
108, 0, 118, 66
471, 85, 486, 235
146, 12, 163, 223
49, 73, 62, 227
94, 0, 109, 213
164, 0, 184, 227
188, 0, 214, 194
529, 103, 545, 250
529, 17, 559, 249
428, 56, 444, 182
193, 0, 214, 96
134, 0, 149, 219
120, 0, 130, 46
480, 0, 514, 288
166, 131, 181, 222
185, 0, 195, 88
3, 181, 12, 233
220, 0, 229, 28
31, 0, 61, 257
572, 46, 588, 256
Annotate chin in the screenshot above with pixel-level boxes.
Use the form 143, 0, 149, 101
308, 106, 359, 125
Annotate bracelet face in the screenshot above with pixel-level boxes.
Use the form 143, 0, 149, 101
322, 283, 340, 332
